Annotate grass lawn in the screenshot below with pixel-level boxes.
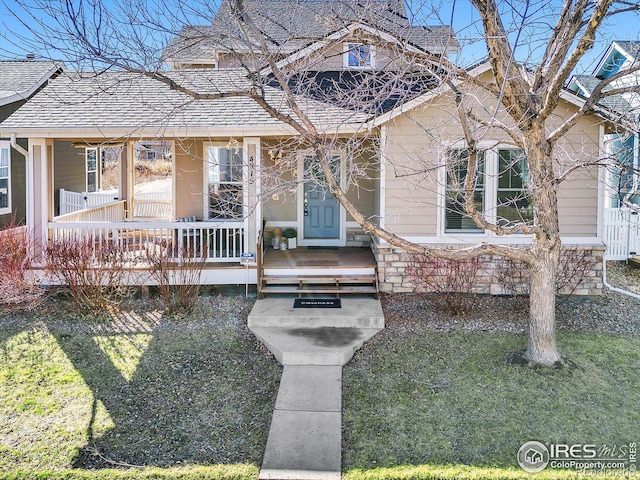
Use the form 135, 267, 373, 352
0, 296, 280, 479
343, 329, 640, 479
1, 293, 639, 479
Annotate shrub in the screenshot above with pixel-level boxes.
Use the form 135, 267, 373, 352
144, 240, 206, 315
45, 237, 138, 313
406, 254, 483, 316
0, 222, 44, 308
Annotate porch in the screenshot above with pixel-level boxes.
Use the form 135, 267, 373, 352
259, 246, 379, 297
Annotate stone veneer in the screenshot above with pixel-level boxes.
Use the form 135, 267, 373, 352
372, 242, 605, 296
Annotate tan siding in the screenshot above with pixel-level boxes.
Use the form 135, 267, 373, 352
382, 92, 602, 238
174, 139, 203, 219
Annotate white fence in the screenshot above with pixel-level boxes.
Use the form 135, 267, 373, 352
48, 220, 245, 262
603, 208, 640, 260
53, 201, 127, 223
60, 189, 172, 219
59, 189, 119, 215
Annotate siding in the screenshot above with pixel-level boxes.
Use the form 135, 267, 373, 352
0, 138, 27, 226
174, 139, 204, 219
53, 140, 84, 216
383, 92, 602, 238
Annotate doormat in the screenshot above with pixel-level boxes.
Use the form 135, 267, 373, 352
307, 246, 339, 250
294, 298, 342, 308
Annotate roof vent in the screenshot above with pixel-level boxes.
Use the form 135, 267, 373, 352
26, 53, 35, 61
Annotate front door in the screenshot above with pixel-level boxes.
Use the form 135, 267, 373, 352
302, 156, 341, 242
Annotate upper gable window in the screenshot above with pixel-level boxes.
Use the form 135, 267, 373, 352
344, 43, 374, 69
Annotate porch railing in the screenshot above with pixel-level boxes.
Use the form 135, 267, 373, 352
47, 220, 245, 262
603, 207, 640, 260
60, 189, 172, 218
53, 201, 127, 223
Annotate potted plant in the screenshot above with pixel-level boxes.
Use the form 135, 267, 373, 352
283, 228, 297, 249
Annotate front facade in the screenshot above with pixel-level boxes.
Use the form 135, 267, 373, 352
0, 1, 608, 294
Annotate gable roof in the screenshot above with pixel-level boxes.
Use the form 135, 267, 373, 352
614, 41, 640, 61
0, 60, 62, 107
165, 0, 458, 63
0, 68, 374, 138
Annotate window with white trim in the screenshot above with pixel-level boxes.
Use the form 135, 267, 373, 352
205, 144, 243, 220
86, 147, 98, 193
344, 43, 374, 69
0, 143, 11, 214
444, 147, 532, 233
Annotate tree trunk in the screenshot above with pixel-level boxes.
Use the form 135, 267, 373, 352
525, 127, 563, 367
526, 237, 562, 366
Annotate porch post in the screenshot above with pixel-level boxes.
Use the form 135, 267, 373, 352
244, 137, 261, 255
27, 138, 51, 265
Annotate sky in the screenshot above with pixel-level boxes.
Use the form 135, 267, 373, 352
1, 0, 639, 75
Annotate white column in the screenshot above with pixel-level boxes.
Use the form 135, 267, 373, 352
27, 138, 49, 265
244, 137, 261, 255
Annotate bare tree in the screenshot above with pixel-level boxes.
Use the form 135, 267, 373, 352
3, 0, 640, 366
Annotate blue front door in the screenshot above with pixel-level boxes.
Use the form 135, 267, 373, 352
303, 156, 340, 240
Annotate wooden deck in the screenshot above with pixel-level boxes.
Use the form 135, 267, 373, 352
259, 247, 379, 297
262, 246, 376, 269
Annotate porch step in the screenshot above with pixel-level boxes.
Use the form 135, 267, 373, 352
259, 273, 379, 298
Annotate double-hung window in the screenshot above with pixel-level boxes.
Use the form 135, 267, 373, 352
344, 43, 374, 69
444, 146, 532, 233
86, 148, 98, 193
205, 144, 243, 220
0, 142, 11, 214
445, 149, 485, 232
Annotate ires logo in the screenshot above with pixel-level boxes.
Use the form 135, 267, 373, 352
549, 444, 597, 458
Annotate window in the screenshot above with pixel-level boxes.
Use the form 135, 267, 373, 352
344, 43, 374, 69
497, 149, 532, 225
206, 144, 243, 219
86, 148, 98, 193
445, 150, 485, 232
444, 147, 532, 233
0, 143, 10, 214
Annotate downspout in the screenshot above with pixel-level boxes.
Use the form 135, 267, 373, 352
10, 133, 29, 157
602, 259, 640, 300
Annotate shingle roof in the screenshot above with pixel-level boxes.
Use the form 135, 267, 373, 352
615, 41, 640, 61
165, 0, 458, 62
0, 60, 61, 105
569, 74, 635, 117
0, 68, 373, 135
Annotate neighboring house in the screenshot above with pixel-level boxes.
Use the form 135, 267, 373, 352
568, 40, 640, 208
0, 1, 605, 295
0, 59, 61, 226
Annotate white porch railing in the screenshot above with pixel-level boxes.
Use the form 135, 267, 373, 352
53, 201, 127, 223
60, 189, 172, 218
603, 207, 640, 260
47, 220, 245, 262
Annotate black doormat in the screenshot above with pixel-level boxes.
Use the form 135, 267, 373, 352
307, 246, 339, 250
293, 298, 342, 308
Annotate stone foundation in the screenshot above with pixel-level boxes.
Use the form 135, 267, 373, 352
373, 243, 605, 296
346, 229, 372, 247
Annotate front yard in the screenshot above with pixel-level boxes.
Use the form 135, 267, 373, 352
1, 264, 639, 479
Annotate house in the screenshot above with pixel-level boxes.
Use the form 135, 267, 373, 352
0, 58, 61, 226
568, 41, 640, 259
568, 41, 640, 208
0, 0, 605, 296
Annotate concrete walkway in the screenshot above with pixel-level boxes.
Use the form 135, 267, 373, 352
248, 298, 384, 480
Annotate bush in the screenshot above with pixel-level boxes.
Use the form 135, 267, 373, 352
0, 223, 44, 308
45, 237, 138, 313
144, 240, 206, 315
406, 255, 483, 315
